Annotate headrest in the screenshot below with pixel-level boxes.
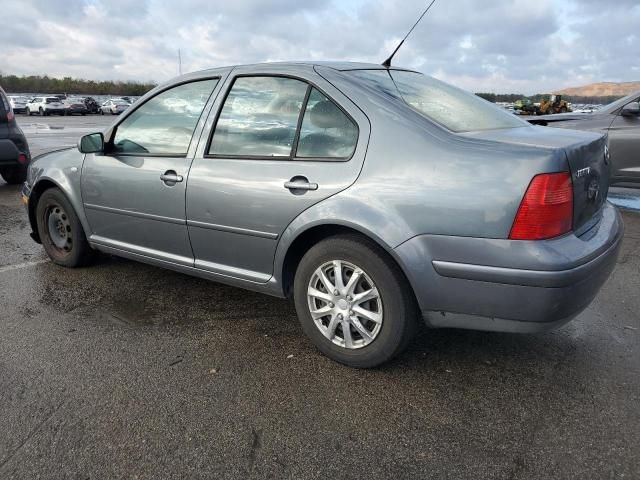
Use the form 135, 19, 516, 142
309, 100, 348, 129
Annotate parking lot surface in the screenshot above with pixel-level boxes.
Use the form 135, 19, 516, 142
0, 116, 639, 479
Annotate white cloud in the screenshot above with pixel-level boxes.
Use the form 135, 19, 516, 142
0, 0, 637, 94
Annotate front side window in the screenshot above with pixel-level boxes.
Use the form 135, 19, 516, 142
349, 70, 527, 132
296, 88, 358, 159
209, 76, 308, 157
113, 78, 218, 155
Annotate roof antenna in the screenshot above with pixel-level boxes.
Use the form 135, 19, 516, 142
382, 0, 437, 68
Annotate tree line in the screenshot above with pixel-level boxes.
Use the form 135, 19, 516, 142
0, 74, 156, 96
476, 92, 623, 105
0, 73, 625, 104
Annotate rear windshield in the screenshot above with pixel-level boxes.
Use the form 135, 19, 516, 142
46, 97, 60, 104
348, 70, 527, 133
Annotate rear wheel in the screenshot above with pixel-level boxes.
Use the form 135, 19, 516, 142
36, 188, 95, 267
0, 165, 27, 184
293, 235, 417, 368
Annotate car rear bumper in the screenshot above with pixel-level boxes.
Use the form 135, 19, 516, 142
394, 202, 623, 332
0, 139, 21, 166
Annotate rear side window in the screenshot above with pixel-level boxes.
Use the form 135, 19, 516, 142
210, 76, 308, 157
209, 76, 358, 160
113, 78, 218, 155
296, 88, 357, 159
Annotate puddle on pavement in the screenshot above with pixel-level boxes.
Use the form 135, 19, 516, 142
608, 193, 640, 212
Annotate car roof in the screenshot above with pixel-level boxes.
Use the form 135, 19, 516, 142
189, 61, 419, 78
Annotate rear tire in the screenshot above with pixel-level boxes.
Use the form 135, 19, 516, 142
0, 166, 27, 184
293, 235, 418, 368
36, 188, 95, 268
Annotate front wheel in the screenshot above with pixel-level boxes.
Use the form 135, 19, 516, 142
36, 188, 95, 267
293, 235, 417, 368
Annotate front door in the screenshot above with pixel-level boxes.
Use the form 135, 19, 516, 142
608, 97, 640, 184
81, 78, 221, 266
186, 67, 369, 282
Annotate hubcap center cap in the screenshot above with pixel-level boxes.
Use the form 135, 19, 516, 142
337, 298, 349, 310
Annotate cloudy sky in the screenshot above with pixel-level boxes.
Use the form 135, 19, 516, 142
1, 0, 638, 94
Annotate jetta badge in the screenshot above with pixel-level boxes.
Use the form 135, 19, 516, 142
587, 179, 600, 202
576, 167, 591, 178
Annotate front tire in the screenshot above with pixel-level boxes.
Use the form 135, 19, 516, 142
293, 235, 417, 368
36, 188, 95, 267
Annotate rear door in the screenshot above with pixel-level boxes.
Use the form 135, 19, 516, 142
608, 97, 640, 183
186, 65, 370, 283
81, 77, 223, 266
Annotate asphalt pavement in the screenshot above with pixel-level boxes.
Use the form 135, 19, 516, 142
0, 115, 638, 479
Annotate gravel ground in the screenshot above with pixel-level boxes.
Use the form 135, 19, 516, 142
0, 115, 638, 479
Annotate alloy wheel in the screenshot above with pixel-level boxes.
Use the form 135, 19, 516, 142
307, 260, 383, 349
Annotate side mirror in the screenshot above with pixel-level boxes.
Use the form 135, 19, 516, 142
621, 102, 640, 117
78, 132, 104, 154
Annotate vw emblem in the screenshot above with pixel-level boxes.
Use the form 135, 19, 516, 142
587, 179, 600, 202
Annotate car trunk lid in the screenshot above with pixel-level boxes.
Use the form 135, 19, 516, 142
461, 126, 610, 234
564, 134, 609, 233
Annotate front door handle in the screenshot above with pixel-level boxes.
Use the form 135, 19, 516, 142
284, 176, 318, 193
160, 170, 183, 186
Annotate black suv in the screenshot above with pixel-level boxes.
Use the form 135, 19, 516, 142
0, 86, 31, 184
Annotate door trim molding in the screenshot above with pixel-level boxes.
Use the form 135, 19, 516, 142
84, 203, 185, 225
187, 219, 279, 239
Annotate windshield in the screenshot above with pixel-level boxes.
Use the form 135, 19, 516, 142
45, 98, 60, 104
599, 91, 640, 114
11, 96, 29, 102
113, 100, 129, 105
349, 70, 527, 132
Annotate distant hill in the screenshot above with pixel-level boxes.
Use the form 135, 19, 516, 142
557, 81, 640, 97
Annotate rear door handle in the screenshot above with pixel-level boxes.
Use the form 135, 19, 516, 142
284, 176, 318, 192
160, 170, 183, 185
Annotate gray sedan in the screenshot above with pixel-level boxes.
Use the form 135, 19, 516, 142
21, 62, 623, 367
528, 91, 640, 187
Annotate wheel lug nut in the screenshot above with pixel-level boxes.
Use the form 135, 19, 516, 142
337, 313, 343, 320
349, 310, 354, 316
329, 302, 334, 308
334, 290, 339, 296
347, 295, 352, 301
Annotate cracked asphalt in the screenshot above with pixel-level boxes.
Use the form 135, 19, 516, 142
0, 115, 639, 479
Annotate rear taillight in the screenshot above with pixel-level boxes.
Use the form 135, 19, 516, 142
7, 110, 14, 122
509, 172, 573, 240
18, 153, 28, 165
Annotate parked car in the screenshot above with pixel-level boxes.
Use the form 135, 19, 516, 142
21, 62, 622, 367
26, 96, 66, 116
0, 86, 31, 184
62, 97, 88, 116
99, 99, 130, 115
8, 95, 29, 114
527, 91, 640, 188
83, 96, 100, 114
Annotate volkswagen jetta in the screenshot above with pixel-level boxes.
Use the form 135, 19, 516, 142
21, 62, 623, 367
